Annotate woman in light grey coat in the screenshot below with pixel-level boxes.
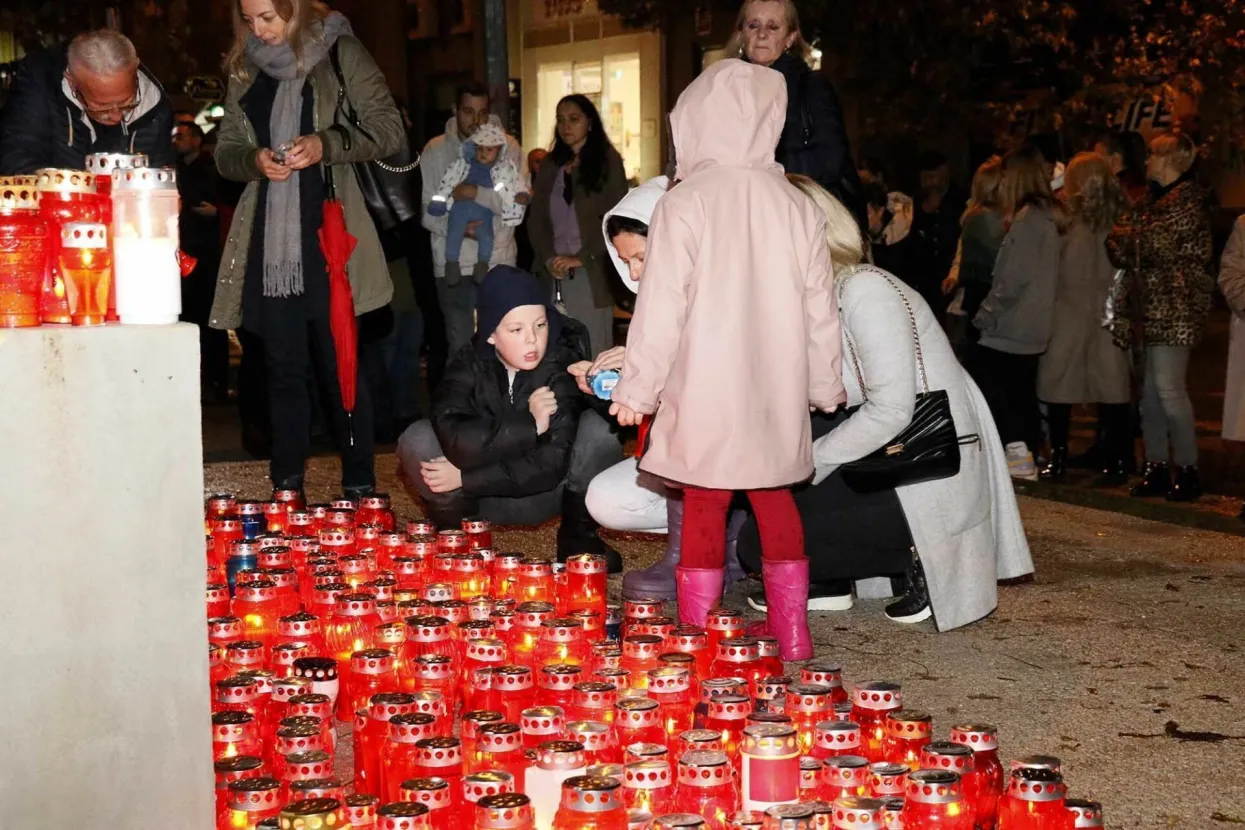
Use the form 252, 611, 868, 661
788, 176, 1034, 631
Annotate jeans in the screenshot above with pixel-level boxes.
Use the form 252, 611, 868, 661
381, 309, 424, 425
396, 409, 623, 527
435, 277, 477, 353
1141, 345, 1198, 467
263, 312, 375, 490
971, 345, 1043, 452
445, 203, 495, 264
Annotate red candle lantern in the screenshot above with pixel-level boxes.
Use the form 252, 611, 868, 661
755, 676, 791, 716
647, 667, 694, 745
342, 554, 378, 590
622, 599, 662, 639
345, 792, 380, 828
473, 721, 531, 782
996, 769, 1069, 830
414, 737, 466, 804
675, 729, 722, 760
0, 178, 49, 328
381, 713, 440, 803
401, 617, 459, 693
207, 583, 231, 620
268, 677, 311, 746
1065, 799, 1103, 830
800, 664, 848, 707
36, 169, 102, 324
516, 561, 556, 605
536, 618, 589, 668
555, 775, 629, 830
491, 610, 519, 652
616, 697, 666, 749
513, 602, 556, 668
522, 705, 568, 750
209, 644, 231, 690
710, 637, 764, 699
751, 637, 783, 681
376, 531, 405, 570
289, 778, 348, 809
828, 798, 886, 830
279, 613, 327, 658
569, 681, 618, 725
215, 675, 261, 718
867, 764, 909, 801
210, 616, 245, 650
674, 750, 737, 830
704, 610, 744, 657
797, 758, 821, 805
656, 816, 708, 830
213, 710, 261, 761
787, 685, 833, 757
490, 552, 524, 601
625, 743, 669, 765
475, 793, 534, 830
399, 778, 455, 830
920, 742, 979, 824
539, 664, 584, 709
591, 643, 624, 675
620, 636, 663, 692
694, 677, 749, 730
806, 721, 856, 761
214, 755, 264, 824
378, 801, 433, 830
637, 616, 676, 644
880, 797, 903, 830
57, 221, 111, 325
739, 724, 800, 814
342, 648, 400, 722
949, 724, 1004, 829
569, 720, 619, 765
407, 519, 436, 536
491, 665, 538, 722
451, 553, 489, 601
393, 557, 425, 592
703, 694, 750, 769
461, 516, 492, 547
883, 711, 933, 771
287, 695, 337, 756
727, 811, 765, 830
760, 804, 815, 828
312, 581, 352, 625
233, 579, 282, 651
357, 494, 395, 530
327, 593, 382, 668
223, 776, 283, 830
465, 638, 509, 699
565, 554, 609, 615
460, 709, 505, 770
465, 770, 516, 808
819, 756, 870, 803
901, 770, 971, 829
668, 626, 712, 681
279, 747, 333, 802
850, 683, 902, 763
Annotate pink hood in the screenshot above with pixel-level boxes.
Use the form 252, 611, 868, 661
670, 58, 788, 178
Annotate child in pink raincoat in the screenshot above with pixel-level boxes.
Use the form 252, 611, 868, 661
609, 58, 846, 660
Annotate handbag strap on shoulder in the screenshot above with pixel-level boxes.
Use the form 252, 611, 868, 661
838, 265, 931, 397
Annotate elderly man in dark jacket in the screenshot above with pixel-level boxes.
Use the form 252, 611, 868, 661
396, 266, 624, 569
0, 29, 173, 174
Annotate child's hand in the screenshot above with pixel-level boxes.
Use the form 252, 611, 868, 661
567, 361, 594, 396
609, 401, 641, 427
529, 386, 559, 435
420, 457, 463, 494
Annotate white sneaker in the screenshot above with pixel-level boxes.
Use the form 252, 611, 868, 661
1005, 442, 1039, 482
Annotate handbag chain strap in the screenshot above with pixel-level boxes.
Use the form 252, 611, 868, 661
329, 42, 420, 174
839, 265, 931, 400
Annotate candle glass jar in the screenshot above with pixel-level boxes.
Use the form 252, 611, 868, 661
668, 626, 712, 680
710, 637, 764, 699
621, 635, 664, 692
655, 816, 707, 830
327, 593, 382, 668
287, 695, 337, 755
111, 166, 181, 324
1065, 799, 1103, 830
883, 711, 934, 771
555, 775, 629, 830
539, 664, 584, 709
475, 793, 534, 830
57, 222, 111, 325
515, 560, 556, 604
36, 169, 102, 324
215, 755, 264, 823
521, 705, 568, 750
0, 179, 49, 327
377, 802, 433, 830
536, 618, 589, 668
213, 710, 262, 761
819, 756, 870, 803
616, 697, 666, 749
399, 778, 455, 830
526, 741, 589, 830
799, 664, 848, 706
474, 721, 531, 782
704, 610, 744, 658
901, 770, 971, 829
693, 678, 748, 731
624, 760, 676, 816
754, 676, 791, 716
464, 638, 508, 700
465, 770, 516, 810
569, 681, 619, 725
342, 648, 400, 723
867, 764, 909, 801
740, 724, 801, 814
381, 713, 440, 804
674, 750, 737, 830
452, 553, 490, 601
826, 798, 885, 830
513, 602, 556, 668
401, 616, 459, 693
920, 742, 979, 823
704, 694, 752, 770
566, 554, 609, 614
279, 613, 328, 658
225, 776, 283, 830
812, 722, 861, 762
414, 737, 466, 806
460, 709, 505, 770
787, 685, 833, 757
233, 579, 282, 652
491, 665, 537, 722
569, 720, 618, 765
996, 769, 1068, 830
356, 693, 419, 796
850, 683, 903, 763
647, 667, 694, 748
950, 724, 1004, 830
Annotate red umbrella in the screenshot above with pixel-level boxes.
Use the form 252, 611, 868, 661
319, 173, 360, 445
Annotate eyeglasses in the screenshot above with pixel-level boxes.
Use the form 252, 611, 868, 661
68, 79, 142, 120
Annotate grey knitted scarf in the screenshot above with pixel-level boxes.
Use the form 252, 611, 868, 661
246, 12, 352, 297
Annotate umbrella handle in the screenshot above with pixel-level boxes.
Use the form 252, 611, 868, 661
324, 164, 338, 201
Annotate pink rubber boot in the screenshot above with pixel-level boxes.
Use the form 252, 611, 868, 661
758, 558, 813, 660
676, 566, 725, 628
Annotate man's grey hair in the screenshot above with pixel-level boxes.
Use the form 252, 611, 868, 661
67, 30, 139, 78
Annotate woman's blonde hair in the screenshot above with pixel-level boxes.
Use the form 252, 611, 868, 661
225, 0, 330, 82
999, 145, 1062, 227
1149, 132, 1197, 175
725, 0, 813, 61
961, 155, 1003, 227
787, 174, 864, 278
1063, 152, 1127, 233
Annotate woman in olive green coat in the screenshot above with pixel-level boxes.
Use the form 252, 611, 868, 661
210, 0, 403, 496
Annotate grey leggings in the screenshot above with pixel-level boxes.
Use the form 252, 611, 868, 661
1141, 345, 1198, 467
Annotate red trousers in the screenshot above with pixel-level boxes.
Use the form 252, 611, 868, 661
680, 486, 805, 569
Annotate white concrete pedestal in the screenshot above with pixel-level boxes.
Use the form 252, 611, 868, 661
0, 324, 211, 829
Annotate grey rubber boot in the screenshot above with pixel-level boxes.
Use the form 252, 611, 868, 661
621, 496, 682, 601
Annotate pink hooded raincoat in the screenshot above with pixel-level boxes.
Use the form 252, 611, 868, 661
610, 58, 846, 490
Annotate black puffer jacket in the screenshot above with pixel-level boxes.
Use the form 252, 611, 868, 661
431, 315, 589, 499
768, 52, 865, 229
0, 45, 174, 175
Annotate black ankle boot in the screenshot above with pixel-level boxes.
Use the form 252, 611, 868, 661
556, 488, 623, 573
343, 483, 376, 503
1130, 462, 1171, 498
1039, 446, 1067, 481
884, 549, 932, 624
1166, 466, 1202, 502
1092, 457, 1129, 488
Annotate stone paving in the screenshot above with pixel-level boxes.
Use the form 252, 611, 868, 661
205, 454, 1245, 829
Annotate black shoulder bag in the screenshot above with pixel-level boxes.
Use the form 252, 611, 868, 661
839, 266, 980, 492
327, 41, 419, 231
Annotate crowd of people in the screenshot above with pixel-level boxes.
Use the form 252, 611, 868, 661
4, 0, 1243, 652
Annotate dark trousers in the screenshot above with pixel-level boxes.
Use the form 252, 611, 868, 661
972, 345, 1043, 451
181, 258, 228, 391
263, 313, 375, 490
737, 413, 913, 581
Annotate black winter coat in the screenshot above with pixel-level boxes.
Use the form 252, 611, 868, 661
0, 45, 174, 175
431, 316, 590, 499
769, 52, 865, 229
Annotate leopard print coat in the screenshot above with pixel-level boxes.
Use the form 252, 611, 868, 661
1106, 178, 1215, 347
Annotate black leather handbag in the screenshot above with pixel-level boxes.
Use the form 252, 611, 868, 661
327, 41, 419, 232
839, 267, 979, 492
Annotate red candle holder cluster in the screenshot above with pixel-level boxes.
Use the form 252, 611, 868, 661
203, 493, 1102, 830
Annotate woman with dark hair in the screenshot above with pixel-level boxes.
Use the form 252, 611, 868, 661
527, 94, 629, 354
